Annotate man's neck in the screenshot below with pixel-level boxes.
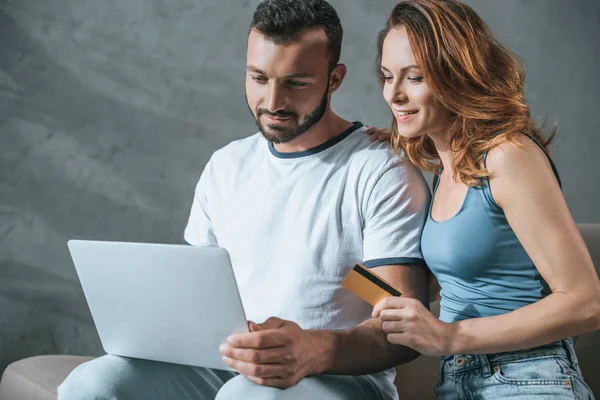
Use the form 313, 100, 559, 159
272, 110, 354, 154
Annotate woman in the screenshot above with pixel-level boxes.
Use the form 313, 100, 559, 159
368, 1, 600, 398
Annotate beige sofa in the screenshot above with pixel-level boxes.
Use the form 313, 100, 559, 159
1, 224, 599, 400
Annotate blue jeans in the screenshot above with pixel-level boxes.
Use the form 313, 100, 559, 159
58, 354, 397, 400
434, 338, 594, 399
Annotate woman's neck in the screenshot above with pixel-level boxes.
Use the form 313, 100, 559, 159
427, 130, 455, 179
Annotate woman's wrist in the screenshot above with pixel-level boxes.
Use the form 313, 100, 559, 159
444, 321, 463, 355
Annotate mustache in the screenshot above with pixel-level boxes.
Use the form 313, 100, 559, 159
257, 109, 297, 119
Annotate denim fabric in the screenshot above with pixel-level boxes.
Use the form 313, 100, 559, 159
434, 338, 594, 399
58, 354, 397, 400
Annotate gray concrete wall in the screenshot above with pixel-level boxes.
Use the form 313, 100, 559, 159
0, 0, 598, 373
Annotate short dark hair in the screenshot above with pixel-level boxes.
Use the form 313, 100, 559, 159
249, 0, 343, 71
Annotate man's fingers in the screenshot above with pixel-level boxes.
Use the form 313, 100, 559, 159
219, 344, 290, 364
227, 329, 289, 349
222, 357, 288, 379
256, 316, 285, 330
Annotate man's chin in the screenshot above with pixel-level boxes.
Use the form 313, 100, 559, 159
262, 133, 291, 144
260, 126, 299, 144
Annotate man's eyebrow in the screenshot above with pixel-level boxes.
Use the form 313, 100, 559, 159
283, 72, 313, 79
246, 66, 314, 80
247, 66, 266, 75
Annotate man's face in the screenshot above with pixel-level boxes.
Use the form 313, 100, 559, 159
246, 29, 332, 144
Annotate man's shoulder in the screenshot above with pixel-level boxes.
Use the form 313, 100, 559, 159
347, 131, 419, 178
210, 132, 264, 166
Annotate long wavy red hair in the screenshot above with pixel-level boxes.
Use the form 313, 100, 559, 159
376, 0, 554, 185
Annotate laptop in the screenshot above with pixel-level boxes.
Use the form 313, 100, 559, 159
68, 240, 248, 371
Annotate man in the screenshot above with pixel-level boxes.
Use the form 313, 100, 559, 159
58, 1, 430, 399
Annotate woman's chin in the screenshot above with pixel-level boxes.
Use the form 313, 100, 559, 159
396, 130, 425, 140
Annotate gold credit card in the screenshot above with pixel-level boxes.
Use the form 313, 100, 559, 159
341, 264, 402, 306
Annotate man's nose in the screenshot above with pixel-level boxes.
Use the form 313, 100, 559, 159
264, 83, 287, 112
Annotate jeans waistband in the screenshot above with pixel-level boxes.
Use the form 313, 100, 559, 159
440, 337, 578, 377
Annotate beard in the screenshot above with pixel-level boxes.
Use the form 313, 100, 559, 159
248, 85, 330, 144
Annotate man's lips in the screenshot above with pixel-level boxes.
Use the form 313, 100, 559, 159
262, 114, 294, 124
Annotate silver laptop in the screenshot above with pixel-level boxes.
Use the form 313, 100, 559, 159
68, 240, 248, 371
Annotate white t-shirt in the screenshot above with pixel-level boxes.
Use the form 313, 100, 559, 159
185, 120, 429, 354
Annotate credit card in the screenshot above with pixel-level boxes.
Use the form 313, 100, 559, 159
341, 263, 402, 306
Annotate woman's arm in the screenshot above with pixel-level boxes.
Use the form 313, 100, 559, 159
373, 136, 600, 356
450, 136, 600, 354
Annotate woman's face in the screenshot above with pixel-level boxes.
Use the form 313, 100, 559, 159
381, 26, 450, 139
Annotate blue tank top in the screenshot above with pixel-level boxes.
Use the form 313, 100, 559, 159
421, 137, 561, 323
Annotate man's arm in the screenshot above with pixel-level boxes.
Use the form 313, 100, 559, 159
310, 263, 429, 375
183, 158, 218, 246
221, 158, 431, 387
313, 155, 432, 374
221, 263, 430, 388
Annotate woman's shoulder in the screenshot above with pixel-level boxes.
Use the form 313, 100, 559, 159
485, 133, 550, 177
483, 133, 560, 208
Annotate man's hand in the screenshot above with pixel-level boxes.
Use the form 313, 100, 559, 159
219, 317, 319, 388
